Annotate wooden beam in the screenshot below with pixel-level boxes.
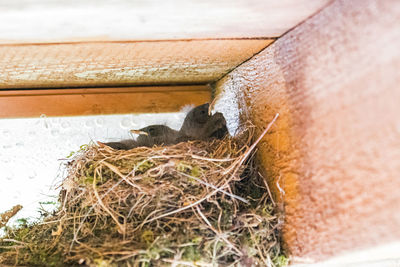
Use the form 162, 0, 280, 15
0, 0, 330, 43
0, 39, 272, 89
0, 85, 211, 118
214, 0, 400, 262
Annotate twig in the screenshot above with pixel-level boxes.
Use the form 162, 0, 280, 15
259, 172, 276, 206
195, 206, 242, 256
237, 113, 279, 169
178, 171, 248, 204
2, 239, 27, 246
102, 161, 142, 190
191, 155, 236, 162
92, 167, 125, 235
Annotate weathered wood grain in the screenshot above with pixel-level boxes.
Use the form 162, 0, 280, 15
0, 0, 330, 43
0, 85, 211, 118
214, 0, 400, 261
0, 39, 272, 89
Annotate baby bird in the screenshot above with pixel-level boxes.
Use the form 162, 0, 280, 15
100, 103, 228, 150
179, 103, 228, 141
101, 125, 179, 150
132, 125, 180, 147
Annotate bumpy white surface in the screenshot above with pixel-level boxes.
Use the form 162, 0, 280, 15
0, 112, 186, 223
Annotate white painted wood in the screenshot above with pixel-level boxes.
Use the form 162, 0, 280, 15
0, 0, 330, 43
293, 242, 400, 267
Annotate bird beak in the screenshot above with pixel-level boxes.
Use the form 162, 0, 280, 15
130, 129, 148, 136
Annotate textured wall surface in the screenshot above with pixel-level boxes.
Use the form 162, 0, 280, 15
0, 40, 272, 89
214, 0, 400, 261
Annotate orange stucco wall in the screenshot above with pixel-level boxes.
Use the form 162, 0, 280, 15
214, 0, 400, 261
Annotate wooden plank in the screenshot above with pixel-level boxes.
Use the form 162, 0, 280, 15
0, 0, 330, 43
214, 0, 400, 262
0, 39, 272, 89
0, 85, 211, 118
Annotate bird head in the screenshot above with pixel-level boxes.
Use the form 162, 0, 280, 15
180, 103, 210, 133
190, 103, 210, 124
179, 103, 228, 140
130, 125, 179, 146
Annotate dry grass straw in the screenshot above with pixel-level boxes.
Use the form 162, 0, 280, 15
0, 115, 287, 267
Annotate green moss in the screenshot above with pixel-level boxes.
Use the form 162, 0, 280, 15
66, 144, 89, 158
29, 249, 63, 267
15, 218, 28, 227
190, 166, 202, 177
273, 255, 289, 267
136, 160, 155, 173
141, 230, 155, 245
182, 245, 201, 262
83, 175, 94, 185
176, 161, 191, 173
176, 162, 203, 185
1, 222, 65, 267
191, 236, 202, 244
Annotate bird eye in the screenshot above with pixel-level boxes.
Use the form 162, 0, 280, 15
192, 108, 209, 124
149, 127, 156, 135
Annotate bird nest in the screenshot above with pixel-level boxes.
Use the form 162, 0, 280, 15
0, 128, 287, 266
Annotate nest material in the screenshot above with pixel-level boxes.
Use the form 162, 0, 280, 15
0, 127, 287, 266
